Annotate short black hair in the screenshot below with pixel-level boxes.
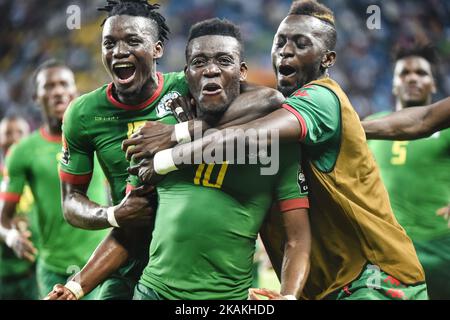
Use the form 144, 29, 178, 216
288, 0, 337, 50
186, 18, 243, 60
31, 59, 71, 96
393, 42, 439, 65
98, 0, 169, 44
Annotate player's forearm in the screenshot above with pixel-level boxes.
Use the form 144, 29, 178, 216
0, 201, 18, 241
173, 108, 300, 166
280, 248, 310, 298
185, 87, 284, 141
362, 107, 429, 140
279, 209, 311, 298
72, 229, 129, 295
215, 85, 285, 128
62, 184, 110, 230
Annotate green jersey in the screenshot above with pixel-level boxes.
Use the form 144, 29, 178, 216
60, 72, 189, 205
0, 163, 37, 278
367, 111, 450, 241
140, 144, 309, 300
0, 128, 108, 274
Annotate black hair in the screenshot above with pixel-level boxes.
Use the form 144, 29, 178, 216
31, 59, 71, 96
288, 0, 337, 50
98, 0, 169, 44
393, 42, 439, 66
186, 18, 243, 59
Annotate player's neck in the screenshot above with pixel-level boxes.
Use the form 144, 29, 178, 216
396, 96, 432, 111
45, 122, 62, 137
114, 74, 159, 106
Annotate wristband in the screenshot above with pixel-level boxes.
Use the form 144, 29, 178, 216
64, 280, 84, 300
174, 122, 192, 144
5, 229, 20, 248
106, 206, 120, 228
283, 295, 297, 300
153, 149, 178, 175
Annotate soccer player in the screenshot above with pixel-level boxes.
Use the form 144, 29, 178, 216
0, 115, 38, 300
56, 0, 286, 300
365, 45, 449, 299
126, 0, 428, 300
47, 18, 311, 300
0, 60, 108, 299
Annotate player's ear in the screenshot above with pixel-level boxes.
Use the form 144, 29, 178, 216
321, 50, 336, 70
153, 41, 164, 59
239, 62, 248, 82
431, 76, 437, 94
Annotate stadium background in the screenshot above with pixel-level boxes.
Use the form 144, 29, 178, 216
1, 0, 449, 131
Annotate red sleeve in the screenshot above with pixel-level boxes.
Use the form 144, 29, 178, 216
59, 169, 93, 185
281, 103, 308, 141
277, 198, 309, 213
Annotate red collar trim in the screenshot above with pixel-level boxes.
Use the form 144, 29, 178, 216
106, 72, 164, 110
40, 127, 62, 143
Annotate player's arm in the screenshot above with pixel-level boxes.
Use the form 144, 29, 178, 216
132, 86, 338, 185
61, 101, 155, 229
45, 228, 131, 300
278, 207, 310, 298
0, 144, 37, 262
250, 207, 310, 301
61, 180, 155, 230
122, 84, 284, 161
250, 144, 311, 300
362, 97, 450, 140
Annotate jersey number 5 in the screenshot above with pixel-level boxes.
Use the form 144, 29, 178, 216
391, 141, 409, 165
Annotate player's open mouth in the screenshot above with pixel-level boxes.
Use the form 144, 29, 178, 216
113, 62, 136, 85
202, 83, 223, 96
278, 65, 297, 78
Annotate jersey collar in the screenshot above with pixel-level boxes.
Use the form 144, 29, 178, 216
40, 127, 62, 143
107, 72, 164, 110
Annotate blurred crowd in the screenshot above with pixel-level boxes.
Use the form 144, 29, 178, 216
1, 0, 449, 128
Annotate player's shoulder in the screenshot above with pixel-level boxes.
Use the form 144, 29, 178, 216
287, 83, 337, 105
7, 130, 41, 156
162, 71, 188, 92
65, 84, 109, 120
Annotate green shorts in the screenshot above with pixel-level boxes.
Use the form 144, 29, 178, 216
133, 283, 164, 300
413, 235, 450, 300
0, 270, 38, 300
336, 264, 428, 300
36, 260, 99, 300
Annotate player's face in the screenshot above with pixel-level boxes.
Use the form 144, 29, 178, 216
185, 35, 247, 116
272, 15, 328, 97
0, 119, 29, 152
35, 67, 77, 121
393, 56, 436, 108
102, 15, 163, 97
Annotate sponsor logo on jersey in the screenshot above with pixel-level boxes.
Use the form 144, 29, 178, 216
156, 91, 181, 118
297, 168, 308, 194
61, 136, 70, 165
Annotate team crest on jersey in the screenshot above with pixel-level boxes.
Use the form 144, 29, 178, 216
61, 136, 70, 166
297, 168, 308, 194
156, 91, 181, 118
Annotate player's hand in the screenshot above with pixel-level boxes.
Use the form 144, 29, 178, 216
122, 121, 176, 162
43, 284, 77, 300
248, 288, 289, 300
169, 96, 196, 122
6, 228, 38, 262
437, 205, 450, 228
128, 159, 165, 186
114, 185, 156, 228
